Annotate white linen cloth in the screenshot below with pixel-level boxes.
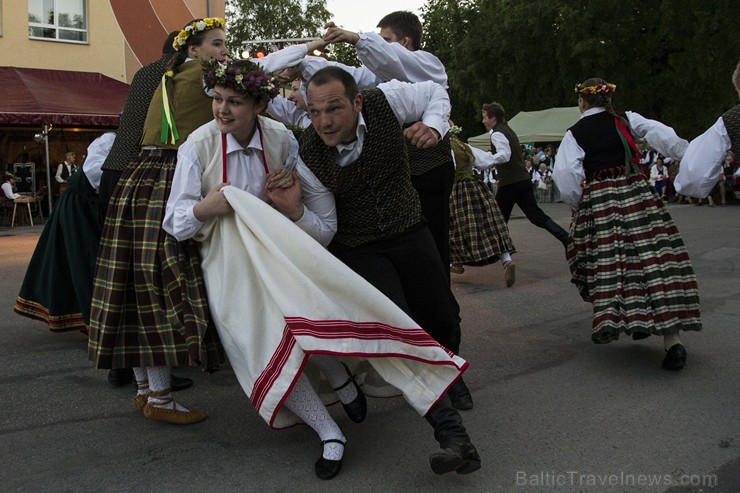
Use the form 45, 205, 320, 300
197, 188, 467, 429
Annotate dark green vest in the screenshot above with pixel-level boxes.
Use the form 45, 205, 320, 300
491, 122, 529, 187
299, 88, 421, 247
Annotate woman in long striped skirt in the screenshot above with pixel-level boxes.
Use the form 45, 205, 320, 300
552, 78, 701, 370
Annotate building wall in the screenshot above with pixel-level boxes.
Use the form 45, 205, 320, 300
0, 0, 225, 83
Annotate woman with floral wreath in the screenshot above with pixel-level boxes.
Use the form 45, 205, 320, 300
448, 125, 517, 287
163, 59, 472, 480
87, 17, 233, 425
552, 77, 701, 371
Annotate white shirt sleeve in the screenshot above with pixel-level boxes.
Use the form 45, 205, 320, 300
291, 156, 337, 247
299, 56, 383, 90
266, 96, 311, 128
674, 117, 731, 198
377, 79, 450, 138
82, 132, 116, 190
625, 111, 688, 160
355, 32, 448, 88
489, 132, 511, 165
469, 145, 496, 169
551, 130, 585, 208
55, 163, 65, 183
163, 140, 206, 241
252, 43, 309, 73
2, 182, 20, 200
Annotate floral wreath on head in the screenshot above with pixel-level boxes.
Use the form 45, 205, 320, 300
173, 17, 226, 51
202, 59, 280, 99
575, 82, 617, 95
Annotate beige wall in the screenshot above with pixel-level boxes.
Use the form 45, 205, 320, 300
0, 1, 127, 81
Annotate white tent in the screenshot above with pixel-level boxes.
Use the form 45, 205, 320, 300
468, 106, 581, 150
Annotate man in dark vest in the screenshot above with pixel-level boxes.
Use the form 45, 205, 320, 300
97, 31, 192, 391
480, 102, 569, 247
300, 66, 481, 476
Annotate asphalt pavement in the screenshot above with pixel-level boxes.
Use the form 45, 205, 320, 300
1, 200, 738, 492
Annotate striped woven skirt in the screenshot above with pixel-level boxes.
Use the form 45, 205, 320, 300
449, 178, 515, 265
87, 149, 222, 370
567, 173, 702, 343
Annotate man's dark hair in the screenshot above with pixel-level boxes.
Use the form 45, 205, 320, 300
482, 102, 506, 123
306, 66, 359, 101
377, 11, 423, 50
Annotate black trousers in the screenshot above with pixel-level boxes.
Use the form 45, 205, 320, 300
98, 169, 122, 227
329, 224, 461, 353
410, 162, 455, 280
495, 178, 565, 229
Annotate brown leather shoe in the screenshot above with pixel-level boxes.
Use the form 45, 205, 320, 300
133, 394, 147, 410
143, 398, 207, 425
504, 261, 516, 288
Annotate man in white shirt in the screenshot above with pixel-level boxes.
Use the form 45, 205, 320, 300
300, 66, 481, 476
676, 61, 740, 198
55, 151, 77, 184
2, 171, 21, 200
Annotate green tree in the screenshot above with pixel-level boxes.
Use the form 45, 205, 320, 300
423, 0, 739, 140
226, 0, 331, 57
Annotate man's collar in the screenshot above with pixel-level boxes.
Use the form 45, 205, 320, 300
334, 112, 366, 154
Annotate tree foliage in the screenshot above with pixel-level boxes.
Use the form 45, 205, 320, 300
421, 0, 739, 140
226, 0, 331, 55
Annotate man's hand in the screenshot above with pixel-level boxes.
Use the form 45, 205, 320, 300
193, 182, 232, 222
275, 66, 301, 84
266, 169, 294, 191
403, 122, 440, 149
265, 172, 304, 221
322, 22, 360, 45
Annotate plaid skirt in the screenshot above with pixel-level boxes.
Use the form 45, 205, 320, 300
87, 149, 222, 370
449, 178, 515, 265
567, 173, 702, 343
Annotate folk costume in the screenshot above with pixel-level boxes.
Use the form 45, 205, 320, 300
552, 81, 701, 370
88, 18, 229, 424
448, 135, 516, 285
15, 132, 115, 330
165, 116, 466, 428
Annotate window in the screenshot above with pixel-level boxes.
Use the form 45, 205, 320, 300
28, 0, 87, 43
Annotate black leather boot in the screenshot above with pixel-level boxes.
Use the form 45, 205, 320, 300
425, 396, 481, 475
544, 218, 569, 248
446, 378, 473, 411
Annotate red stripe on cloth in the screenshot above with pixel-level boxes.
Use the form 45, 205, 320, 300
251, 318, 462, 419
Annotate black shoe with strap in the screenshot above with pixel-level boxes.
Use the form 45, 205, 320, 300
171, 374, 194, 392
314, 439, 345, 480
107, 368, 133, 386
336, 363, 366, 423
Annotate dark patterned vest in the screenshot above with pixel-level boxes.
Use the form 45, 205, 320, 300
722, 104, 740, 158
101, 54, 170, 172
569, 111, 630, 181
490, 122, 529, 187
299, 88, 422, 247
404, 124, 453, 176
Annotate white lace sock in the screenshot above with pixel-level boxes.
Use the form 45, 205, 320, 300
663, 332, 682, 350
310, 355, 358, 404
146, 366, 189, 412
501, 252, 512, 265
133, 367, 149, 396
284, 373, 345, 461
